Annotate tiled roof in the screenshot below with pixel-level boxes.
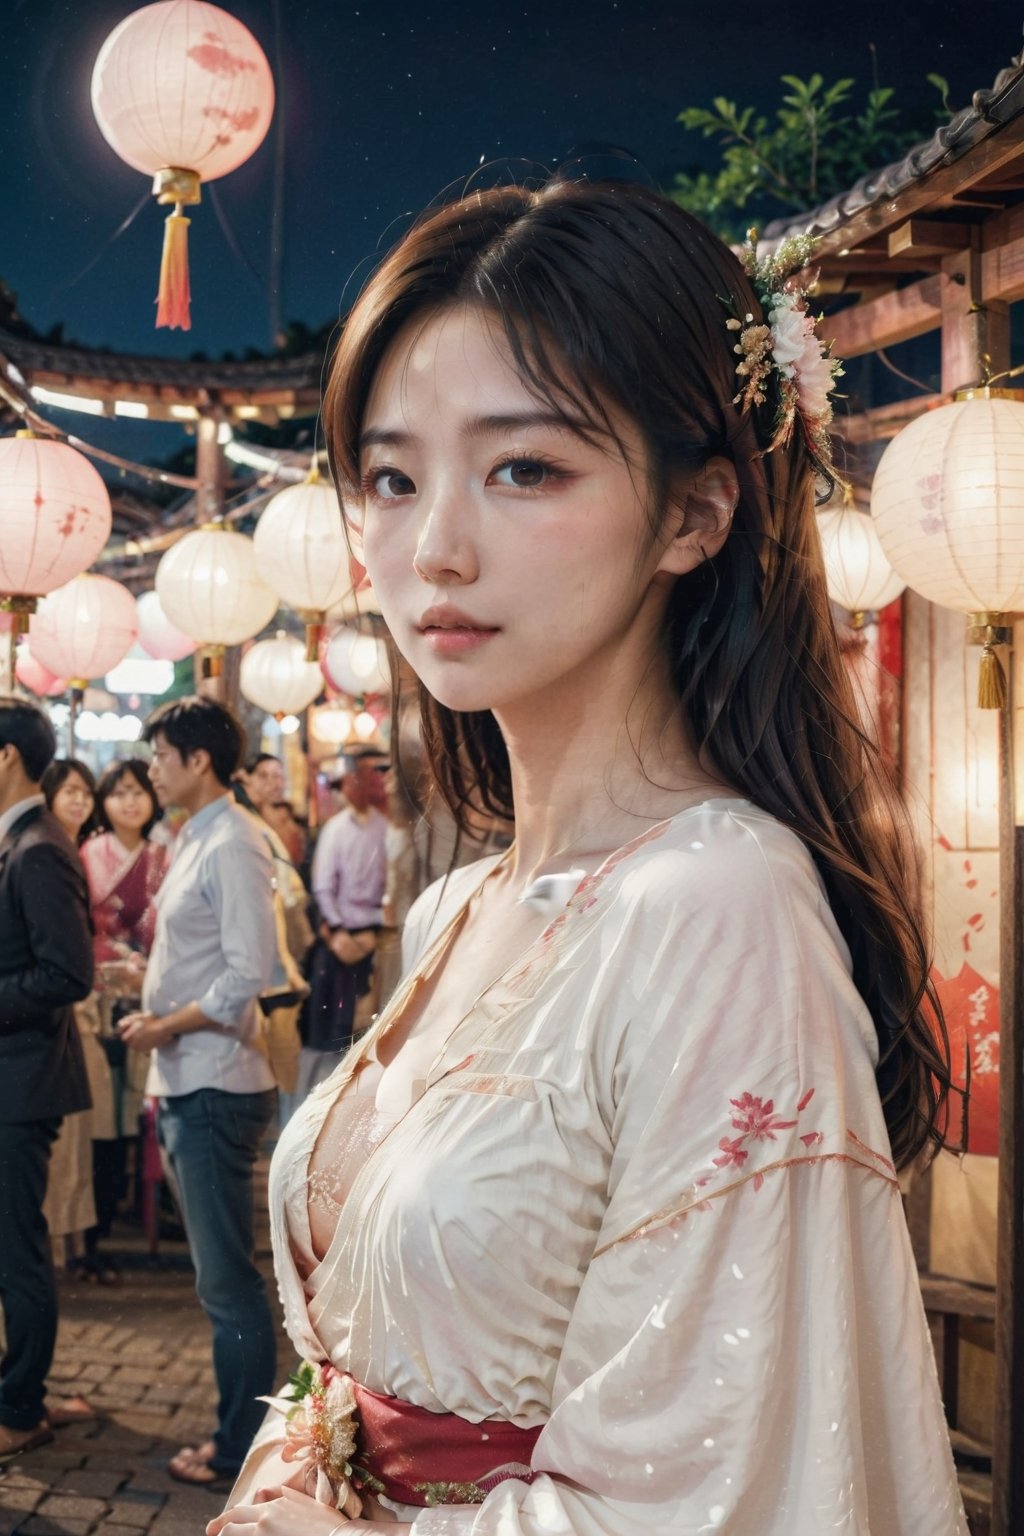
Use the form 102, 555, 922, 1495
762, 54, 1024, 245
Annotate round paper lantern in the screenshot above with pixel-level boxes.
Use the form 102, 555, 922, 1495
15, 645, 66, 698
872, 389, 1024, 705
240, 630, 323, 718
0, 434, 112, 635
321, 627, 390, 698
253, 469, 354, 655
136, 589, 197, 661
28, 575, 138, 686
816, 504, 906, 623
311, 706, 354, 745
156, 525, 279, 665
91, 0, 275, 330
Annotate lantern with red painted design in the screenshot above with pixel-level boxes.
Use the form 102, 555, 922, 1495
91, 0, 275, 331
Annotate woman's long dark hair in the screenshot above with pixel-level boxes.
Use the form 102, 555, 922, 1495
323, 180, 956, 1169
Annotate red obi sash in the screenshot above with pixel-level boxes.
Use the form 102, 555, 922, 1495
352, 1378, 542, 1508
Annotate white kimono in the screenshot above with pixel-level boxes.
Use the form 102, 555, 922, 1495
264, 798, 966, 1535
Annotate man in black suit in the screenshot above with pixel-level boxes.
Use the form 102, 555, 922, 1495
0, 697, 93, 1461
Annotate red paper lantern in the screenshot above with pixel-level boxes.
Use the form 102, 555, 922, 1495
91, 1, 275, 330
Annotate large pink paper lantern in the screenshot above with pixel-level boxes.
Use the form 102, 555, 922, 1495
15, 645, 66, 698
29, 575, 139, 686
91, 0, 275, 330
0, 434, 112, 635
136, 589, 197, 662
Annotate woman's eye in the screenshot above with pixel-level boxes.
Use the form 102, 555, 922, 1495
368, 468, 415, 500
491, 459, 551, 489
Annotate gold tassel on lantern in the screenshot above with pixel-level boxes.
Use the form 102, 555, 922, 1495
156, 207, 192, 330
969, 613, 1012, 709
152, 169, 201, 333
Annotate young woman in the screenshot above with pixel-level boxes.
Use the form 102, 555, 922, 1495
82, 758, 167, 971
212, 182, 965, 1535
41, 758, 96, 847
39, 760, 100, 1282
79, 759, 169, 1280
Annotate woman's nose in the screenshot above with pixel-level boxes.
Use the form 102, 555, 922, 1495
412, 487, 479, 585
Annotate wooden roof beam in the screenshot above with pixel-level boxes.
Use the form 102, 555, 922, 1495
822, 275, 942, 358
888, 219, 972, 259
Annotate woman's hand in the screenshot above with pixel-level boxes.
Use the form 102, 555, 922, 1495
206, 1486, 411, 1536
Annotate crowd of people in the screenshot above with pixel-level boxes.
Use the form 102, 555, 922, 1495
0, 691, 401, 1475
2, 172, 969, 1533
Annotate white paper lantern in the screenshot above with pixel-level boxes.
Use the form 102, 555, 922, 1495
240, 630, 323, 717
321, 627, 390, 698
253, 471, 353, 653
816, 505, 906, 620
871, 390, 1024, 706
0, 434, 112, 634
28, 574, 138, 685
136, 589, 197, 661
872, 393, 1024, 613
311, 706, 355, 744
156, 525, 278, 648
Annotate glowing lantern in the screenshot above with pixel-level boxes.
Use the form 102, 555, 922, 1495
321, 627, 390, 698
240, 630, 323, 718
136, 589, 197, 661
91, 0, 275, 330
28, 575, 138, 687
156, 524, 278, 673
311, 706, 355, 744
15, 645, 66, 698
253, 467, 354, 657
816, 504, 906, 625
871, 389, 1024, 706
0, 433, 112, 642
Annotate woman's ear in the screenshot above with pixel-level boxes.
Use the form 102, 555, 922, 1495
655, 456, 738, 578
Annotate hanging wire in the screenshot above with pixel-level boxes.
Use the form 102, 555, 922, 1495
208, 182, 268, 294
0, 366, 199, 488
44, 190, 152, 305
874, 348, 934, 394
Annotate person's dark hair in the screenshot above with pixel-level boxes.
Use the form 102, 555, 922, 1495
142, 696, 245, 787
246, 752, 281, 774
94, 758, 161, 838
0, 695, 57, 782
323, 178, 955, 1170
41, 758, 98, 844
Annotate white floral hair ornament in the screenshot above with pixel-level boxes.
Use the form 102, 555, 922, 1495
725, 231, 844, 472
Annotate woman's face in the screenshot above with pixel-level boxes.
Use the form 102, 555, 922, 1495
357, 305, 692, 720
104, 772, 154, 838
52, 771, 94, 837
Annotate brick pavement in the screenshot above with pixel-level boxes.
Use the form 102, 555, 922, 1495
0, 1161, 292, 1536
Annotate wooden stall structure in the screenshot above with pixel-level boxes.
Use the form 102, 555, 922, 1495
762, 51, 1024, 1535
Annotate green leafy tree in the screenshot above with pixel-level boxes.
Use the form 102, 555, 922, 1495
672, 72, 949, 242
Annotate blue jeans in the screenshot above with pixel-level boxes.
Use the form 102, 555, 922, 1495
158, 1088, 277, 1472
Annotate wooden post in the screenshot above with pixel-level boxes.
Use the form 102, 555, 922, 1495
192, 413, 242, 712
939, 238, 1019, 1536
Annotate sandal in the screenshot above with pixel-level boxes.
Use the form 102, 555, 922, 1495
167, 1442, 237, 1490
0, 1422, 55, 1463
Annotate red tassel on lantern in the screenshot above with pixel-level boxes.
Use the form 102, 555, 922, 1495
156, 207, 192, 331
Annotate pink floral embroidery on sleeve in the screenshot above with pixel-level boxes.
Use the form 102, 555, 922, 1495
711, 1085, 821, 1182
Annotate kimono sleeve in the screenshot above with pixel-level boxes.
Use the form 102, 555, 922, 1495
411, 815, 963, 1536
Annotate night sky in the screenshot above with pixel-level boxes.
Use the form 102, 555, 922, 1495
3, 0, 1022, 464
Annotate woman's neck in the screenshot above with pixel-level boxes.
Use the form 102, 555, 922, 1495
495, 664, 728, 886
113, 828, 144, 851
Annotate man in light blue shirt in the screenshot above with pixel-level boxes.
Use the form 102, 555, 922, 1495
119, 697, 277, 1488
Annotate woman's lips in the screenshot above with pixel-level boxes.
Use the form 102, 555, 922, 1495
420, 624, 499, 653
